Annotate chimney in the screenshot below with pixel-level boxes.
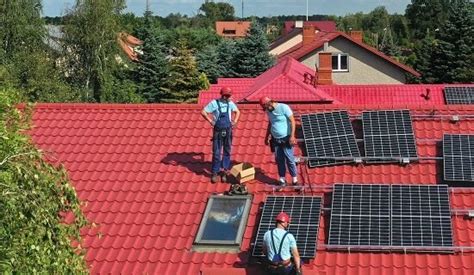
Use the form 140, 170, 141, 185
317, 52, 333, 85
303, 25, 316, 45
295, 20, 303, 28
348, 30, 363, 43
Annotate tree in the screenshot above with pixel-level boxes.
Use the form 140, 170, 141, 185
199, 1, 235, 27
233, 22, 275, 77
430, 0, 474, 83
413, 36, 437, 83
0, 0, 81, 102
215, 39, 238, 77
134, 11, 170, 103
162, 39, 208, 103
0, 88, 87, 273
405, 0, 450, 40
0, 0, 45, 59
197, 45, 221, 84
62, 0, 138, 102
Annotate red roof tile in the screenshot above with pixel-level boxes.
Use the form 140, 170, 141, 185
215, 21, 251, 38
278, 31, 421, 77
31, 103, 474, 275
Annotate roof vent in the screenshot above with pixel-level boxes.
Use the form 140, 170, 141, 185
468, 210, 474, 218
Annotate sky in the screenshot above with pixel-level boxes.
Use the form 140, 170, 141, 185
42, 0, 412, 17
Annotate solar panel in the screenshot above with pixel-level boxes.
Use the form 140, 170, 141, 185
444, 86, 474, 104
328, 184, 453, 250
443, 134, 474, 182
391, 185, 453, 247
362, 110, 418, 163
301, 111, 360, 167
252, 196, 322, 258
328, 184, 390, 246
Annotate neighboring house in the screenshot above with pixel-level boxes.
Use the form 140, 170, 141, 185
270, 21, 337, 56
215, 21, 251, 38
273, 26, 420, 84
198, 56, 470, 106
31, 102, 474, 274
283, 20, 337, 34
117, 32, 143, 61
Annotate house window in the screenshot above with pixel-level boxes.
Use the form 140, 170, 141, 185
194, 195, 252, 246
332, 53, 349, 72
223, 29, 236, 35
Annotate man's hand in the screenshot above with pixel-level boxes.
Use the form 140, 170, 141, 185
265, 135, 271, 145
232, 120, 238, 127
295, 268, 302, 275
290, 135, 297, 145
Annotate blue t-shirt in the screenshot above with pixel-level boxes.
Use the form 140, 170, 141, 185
263, 228, 297, 261
266, 103, 293, 139
204, 99, 238, 123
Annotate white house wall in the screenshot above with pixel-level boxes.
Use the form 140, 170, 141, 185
300, 37, 407, 84
270, 34, 303, 56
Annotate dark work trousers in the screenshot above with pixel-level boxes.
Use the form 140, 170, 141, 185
212, 128, 232, 174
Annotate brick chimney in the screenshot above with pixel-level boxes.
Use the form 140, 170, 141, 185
303, 25, 316, 45
317, 52, 333, 85
348, 30, 363, 43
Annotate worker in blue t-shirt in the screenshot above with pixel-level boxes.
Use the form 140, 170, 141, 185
260, 96, 298, 186
263, 212, 302, 275
201, 87, 240, 183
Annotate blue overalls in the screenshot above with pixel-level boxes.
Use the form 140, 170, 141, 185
266, 230, 294, 275
211, 100, 232, 175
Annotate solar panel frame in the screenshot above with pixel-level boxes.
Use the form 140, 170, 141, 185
252, 196, 322, 258
443, 134, 474, 182
362, 110, 418, 163
444, 86, 474, 104
328, 184, 454, 251
301, 111, 360, 167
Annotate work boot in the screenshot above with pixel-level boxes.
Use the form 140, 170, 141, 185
211, 174, 219, 184
221, 171, 230, 183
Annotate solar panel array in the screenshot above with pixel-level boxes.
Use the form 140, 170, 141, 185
443, 134, 474, 182
252, 196, 322, 258
328, 184, 453, 250
362, 110, 418, 163
444, 86, 474, 104
301, 111, 360, 167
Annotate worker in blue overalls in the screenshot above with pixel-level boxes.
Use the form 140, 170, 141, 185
263, 212, 302, 275
201, 87, 240, 183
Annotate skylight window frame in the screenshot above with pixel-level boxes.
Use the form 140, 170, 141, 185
194, 195, 252, 246
332, 53, 349, 72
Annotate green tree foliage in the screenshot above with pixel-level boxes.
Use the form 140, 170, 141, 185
0, 0, 80, 102
199, 1, 235, 27
162, 39, 208, 103
196, 45, 221, 84
413, 36, 437, 83
233, 22, 275, 77
215, 39, 238, 77
62, 0, 140, 103
430, 0, 474, 83
0, 88, 87, 273
134, 12, 170, 102
405, 0, 450, 40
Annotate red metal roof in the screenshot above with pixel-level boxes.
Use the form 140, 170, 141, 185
199, 57, 337, 104
215, 21, 251, 38
31, 103, 474, 275
278, 31, 421, 77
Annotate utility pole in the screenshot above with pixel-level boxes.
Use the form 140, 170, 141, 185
242, 0, 244, 19
146, 0, 150, 13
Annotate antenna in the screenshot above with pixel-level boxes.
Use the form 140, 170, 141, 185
306, 0, 308, 21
